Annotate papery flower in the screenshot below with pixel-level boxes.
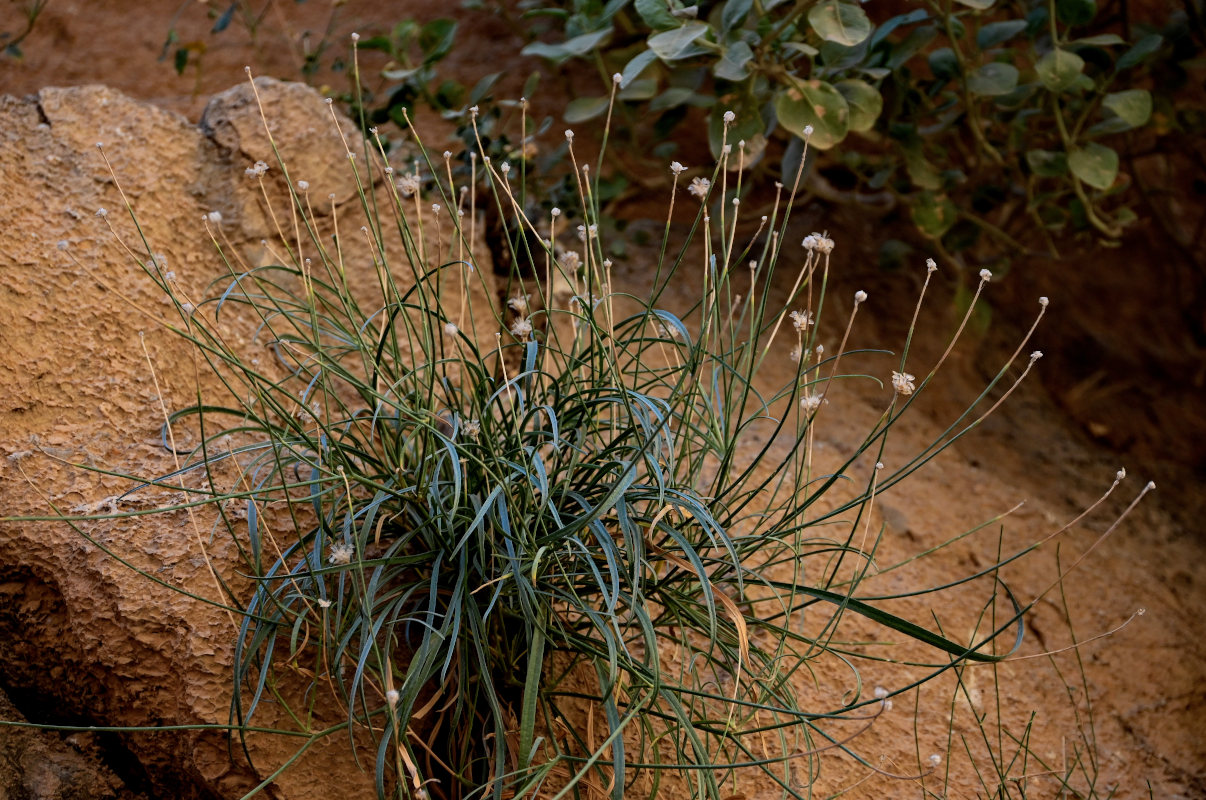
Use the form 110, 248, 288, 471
462, 418, 481, 438
443, 322, 458, 338
397, 174, 421, 197
688, 177, 710, 200
800, 391, 822, 413
670, 161, 686, 175
789, 310, 812, 332
891, 370, 916, 396
723, 110, 736, 124
328, 542, 355, 565
510, 317, 533, 339
559, 251, 581, 271
507, 295, 530, 314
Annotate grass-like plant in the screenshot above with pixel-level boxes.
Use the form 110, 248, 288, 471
24, 51, 1153, 800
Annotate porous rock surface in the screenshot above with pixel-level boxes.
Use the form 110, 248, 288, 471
0, 78, 494, 798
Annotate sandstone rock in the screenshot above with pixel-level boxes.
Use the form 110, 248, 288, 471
0, 80, 496, 798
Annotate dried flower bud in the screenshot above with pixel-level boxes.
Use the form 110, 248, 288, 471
670, 161, 686, 175
979, 268, 992, 281
723, 110, 736, 124
855, 290, 868, 304
296, 180, 309, 191
612, 72, 622, 84
926, 258, 937, 272
688, 177, 710, 200
803, 125, 814, 136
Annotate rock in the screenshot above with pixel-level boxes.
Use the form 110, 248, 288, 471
0, 79, 496, 798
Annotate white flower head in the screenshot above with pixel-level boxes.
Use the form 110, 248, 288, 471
501, 161, 511, 175
328, 542, 355, 565
565, 129, 575, 141
386, 689, 399, 706
802, 234, 817, 250
95, 207, 108, 217
317, 598, 332, 609
510, 317, 533, 339
926, 257, 937, 272
1039, 296, 1049, 307
789, 309, 813, 332
432, 203, 441, 213
57, 240, 69, 251
296, 180, 309, 191
854, 290, 868, 304
928, 754, 942, 768
800, 391, 822, 413
443, 322, 458, 338
207, 210, 223, 224
559, 251, 581, 271
461, 418, 481, 438
979, 268, 992, 282
790, 345, 802, 363
891, 371, 916, 396
1030, 350, 1043, 362
507, 295, 530, 314
245, 160, 269, 178
722, 144, 732, 155
397, 174, 421, 197
723, 110, 736, 124
550, 207, 561, 217
670, 161, 686, 175
350, 31, 360, 42
803, 124, 814, 136
874, 686, 889, 699
688, 176, 710, 200
612, 72, 622, 84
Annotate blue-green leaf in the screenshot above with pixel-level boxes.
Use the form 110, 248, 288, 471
1116, 33, 1162, 70
521, 28, 613, 63
807, 1, 872, 47
835, 79, 882, 132
620, 48, 659, 87
976, 20, 1027, 49
648, 21, 710, 61
774, 78, 850, 150
564, 96, 612, 123
1069, 143, 1118, 190
714, 40, 754, 80
1036, 49, 1084, 91
967, 62, 1019, 96
635, 0, 679, 31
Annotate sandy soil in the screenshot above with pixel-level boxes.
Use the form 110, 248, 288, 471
1, 1, 1203, 798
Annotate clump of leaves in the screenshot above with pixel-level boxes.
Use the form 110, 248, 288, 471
514, 0, 1174, 255
48, 63, 1152, 800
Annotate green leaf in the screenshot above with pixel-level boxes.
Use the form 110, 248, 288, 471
714, 40, 754, 80
721, 0, 753, 31
774, 78, 850, 150
1101, 89, 1152, 129
904, 142, 943, 190
1056, 0, 1096, 26
1025, 149, 1068, 177
635, 0, 680, 31
419, 19, 458, 64
620, 48, 659, 87
871, 9, 929, 49
954, 0, 995, 9
807, 2, 872, 47
1069, 143, 1118, 190
835, 79, 882, 132
650, 86, 704, 110
888, 25, 938, 69
521, 28, 612, 63
212, 2, 236, 34
1117, 33, 1162, 70
564, 96, 611, 123
928, 47, 960, 80
1071, 33, 1125, 47
619, 78, 659, 100
912, 192, 958, 238
977, 20, 1028, 49
1036, 49, 1085, 91
967, 62, 1019, 96
174, 47, 189, 76
648, 22, 711, 61
707, 98, 767, 162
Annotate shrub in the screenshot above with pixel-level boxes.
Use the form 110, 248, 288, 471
39, 61, 1154, 799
